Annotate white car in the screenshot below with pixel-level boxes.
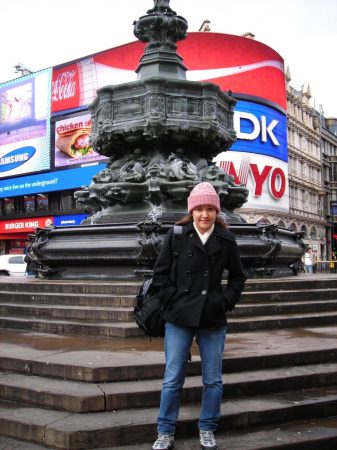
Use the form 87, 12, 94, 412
0, 254, 27, 277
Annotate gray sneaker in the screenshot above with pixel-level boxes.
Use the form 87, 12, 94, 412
200, 430, 218, 449
152, 432, 174, 450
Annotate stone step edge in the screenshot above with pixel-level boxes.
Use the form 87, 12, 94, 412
1, 278, 337, 295
2, 302, 337, 320
1, 415, 337, 450
2, 313, 337, 339
1, 346, 337, 383
0, 290, 136, 299
0, 362, 337, 413
3, 299, 337, 309
0, 386, 336, 449
111, 415, 337, 450
0, 303, 134, 312
2, 312, 337, 335
2, 286, 337, 299
2, 310, 337, 325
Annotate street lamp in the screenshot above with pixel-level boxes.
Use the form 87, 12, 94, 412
14, 62, 33, 76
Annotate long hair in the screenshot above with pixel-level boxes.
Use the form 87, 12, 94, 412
175, 214, 228, 230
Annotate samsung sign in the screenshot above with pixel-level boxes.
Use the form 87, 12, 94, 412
214, 100, 289, 212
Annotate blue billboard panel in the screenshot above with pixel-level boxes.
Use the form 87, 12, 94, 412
53, 214, 88, 226
231, 100, 287, 162
0, 162, 107, 198
0, 69, 52, 178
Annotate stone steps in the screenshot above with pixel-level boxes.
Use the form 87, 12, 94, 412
0, 315, 141, 337
0, 303, 134, 322
0, 279, 140, 295
1, 361, 337, 413
1, 310, 337, 337
1, 287, 337, 306
0, 291, 136, 307
111, 416, 337, 450
241, 287, 337, 302
1, 415, 337, 450
1, 276, 337, 337
1, 276, 337, 449
0, 386, 336, 449
234, 299, 337, 315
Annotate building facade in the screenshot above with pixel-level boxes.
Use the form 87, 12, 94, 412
321, 117, 337, 259
239, 68, 334, 263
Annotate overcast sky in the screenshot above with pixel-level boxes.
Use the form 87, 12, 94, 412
2, 0, 336, 117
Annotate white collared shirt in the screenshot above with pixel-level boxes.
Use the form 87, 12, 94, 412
193, 222, 215, 245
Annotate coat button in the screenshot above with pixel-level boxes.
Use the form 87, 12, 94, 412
187, 251, 193, 257
186, 270, 192, 277
201, 290, 207, 295
203, 270, 208, 277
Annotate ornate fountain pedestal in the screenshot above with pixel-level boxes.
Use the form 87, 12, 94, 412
28, 0, 305, 280
30, 221, 304, 280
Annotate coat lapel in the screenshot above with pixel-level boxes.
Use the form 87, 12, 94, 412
205, 234, 223, 256
183, 222, 207, 254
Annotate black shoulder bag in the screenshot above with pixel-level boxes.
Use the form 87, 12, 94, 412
134, 225, 182, 337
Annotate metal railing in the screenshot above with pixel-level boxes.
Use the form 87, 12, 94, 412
314, 261, 337, 274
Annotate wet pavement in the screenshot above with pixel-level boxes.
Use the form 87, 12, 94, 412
1, 325, 337, 369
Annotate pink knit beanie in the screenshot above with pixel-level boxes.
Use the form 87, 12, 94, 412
187, 182, 220, 214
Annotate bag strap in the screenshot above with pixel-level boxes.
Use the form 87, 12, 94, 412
170, 225, 182, 281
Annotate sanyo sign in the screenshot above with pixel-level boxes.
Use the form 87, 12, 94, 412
214, 100, 289, 211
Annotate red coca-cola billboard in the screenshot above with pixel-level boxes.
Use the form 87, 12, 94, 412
52, 63, 80, 112
51, 33, 286, 113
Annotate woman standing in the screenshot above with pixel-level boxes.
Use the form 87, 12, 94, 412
151, 182, 246, 450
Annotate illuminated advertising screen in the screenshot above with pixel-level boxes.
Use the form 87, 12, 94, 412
49, 33, 286, 212
0, 79, 35, 133
213, 100, 288, 211
53, 214, 88, 226
0, 163, 107, 198
53, 112, 108, 168
51, 32, 286, 114
0, 69, 51, 179
0, 216, 54, 234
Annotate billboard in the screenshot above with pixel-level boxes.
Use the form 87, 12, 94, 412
51, 32, 286, 114
0, 33, 287, 212
0, 216, 53, 233
53, 112, 108, 168
213, 100, 288, 211
50, 33, 287, 211
0, 69, 51, 179
53, 214, 88, 226
0, 163, 107, 198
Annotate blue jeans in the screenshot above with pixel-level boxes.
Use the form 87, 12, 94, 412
157, 322, 226, 434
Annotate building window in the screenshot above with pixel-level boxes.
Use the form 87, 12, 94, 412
331, 163, 337, 182
60, 191, 75, 211
37, 194, 49, 211
24, 195, 36, 213
3, 197, 15, 214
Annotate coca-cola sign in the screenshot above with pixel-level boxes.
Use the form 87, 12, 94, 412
52, 64, 80, 112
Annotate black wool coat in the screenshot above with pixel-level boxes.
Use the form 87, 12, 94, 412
152, 221, 247, 329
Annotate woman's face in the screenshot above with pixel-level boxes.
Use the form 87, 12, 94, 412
192, 205, 217, 234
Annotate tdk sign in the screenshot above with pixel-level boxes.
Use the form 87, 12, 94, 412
231, 100, 287, 162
